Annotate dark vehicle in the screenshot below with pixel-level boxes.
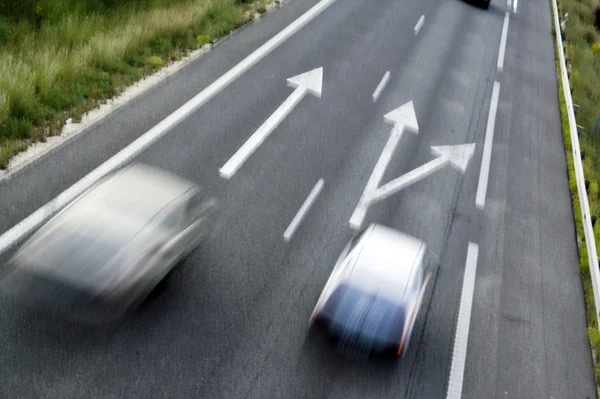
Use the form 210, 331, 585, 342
1, 163, 218, 326
310, 224, 432, 358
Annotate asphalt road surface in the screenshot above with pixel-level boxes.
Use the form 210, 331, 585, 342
0, 0, 596, 398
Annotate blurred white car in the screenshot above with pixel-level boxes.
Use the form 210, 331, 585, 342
310, 224, 432, 358
2, 163, 218, 325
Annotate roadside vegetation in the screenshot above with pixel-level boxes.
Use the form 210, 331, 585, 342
0, 0, 275, 168
553, 0, 600, 387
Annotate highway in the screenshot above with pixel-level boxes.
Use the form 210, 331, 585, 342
0, 0, 596, 397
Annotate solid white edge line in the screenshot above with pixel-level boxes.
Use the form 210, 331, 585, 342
513, 0, 518, 13
0, 0, 338, 256
414, 15, 425, 35
372, 71, 391, 103
283, 179, 324, 241
497, 11, 510, 73
506, 0, 512, 11
475, 81, 500, 209
446, 242, 479, 399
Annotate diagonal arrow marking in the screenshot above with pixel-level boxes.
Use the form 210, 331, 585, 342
371, 143, 476, 201
349, 136, 475, 230
219, 67, 323, 179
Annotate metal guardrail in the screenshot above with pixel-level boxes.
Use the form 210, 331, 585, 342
551, 0, 600, 328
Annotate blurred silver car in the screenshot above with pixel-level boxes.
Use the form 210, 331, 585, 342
310, 224, 432, 358
2, 163, 218, 325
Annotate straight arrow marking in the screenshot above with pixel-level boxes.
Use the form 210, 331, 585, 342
372, 154, 448, 202
219, 67, 323, 179
0, 0, 337, 257
219, 88, 305, 179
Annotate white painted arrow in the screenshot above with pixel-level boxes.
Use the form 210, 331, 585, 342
349, 101, 419, 229
219, 67, 323, 179
350, 143, 475, 229
372, 143, 476, 201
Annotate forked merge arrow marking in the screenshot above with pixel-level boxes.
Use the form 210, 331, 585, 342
349, 101, 419, 229
349, 101, 476, 230
349, 143, 476, 229
219, 67, 324, 179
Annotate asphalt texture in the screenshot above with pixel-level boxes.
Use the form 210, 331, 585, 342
0, 0, 596, 397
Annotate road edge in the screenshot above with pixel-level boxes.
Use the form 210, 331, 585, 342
549, 0, 600, 394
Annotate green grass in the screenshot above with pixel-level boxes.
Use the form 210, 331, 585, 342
0, 0, 271, 168
256, 0, 268, 14
196, 34, 213, 45
552, 0, 600, 387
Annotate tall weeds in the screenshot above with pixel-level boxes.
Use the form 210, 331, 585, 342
0, 0, 260, 167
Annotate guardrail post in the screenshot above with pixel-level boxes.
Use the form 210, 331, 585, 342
577, 125, 584, 136
586, 179, 591, 190
574, 104, 580, 116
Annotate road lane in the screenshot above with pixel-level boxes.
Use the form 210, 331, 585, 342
0, 0, 328, 235
0, 0, 440, 251
462, 0, 597, 397
136, 1, 499, 398
0, 0, 445, 397
0, 0, 594, 398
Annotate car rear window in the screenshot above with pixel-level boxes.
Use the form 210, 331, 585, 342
16, 223, 126, 288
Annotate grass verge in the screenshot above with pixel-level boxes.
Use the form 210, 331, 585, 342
0, 0, 278, 169
552, 0, 600, 388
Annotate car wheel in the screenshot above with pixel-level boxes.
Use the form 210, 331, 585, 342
481, 0, 490, 9
126, 275, 167, 314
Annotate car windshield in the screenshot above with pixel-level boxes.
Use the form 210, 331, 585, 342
323, 283, 406, 344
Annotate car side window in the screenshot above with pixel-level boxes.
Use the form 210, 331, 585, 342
160, 204, 184, 230
185, 192, 202, 219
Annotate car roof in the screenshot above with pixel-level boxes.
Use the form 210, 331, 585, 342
346, 224, 426, 302
29, 162, 196, 248
76, 163, 197, 220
